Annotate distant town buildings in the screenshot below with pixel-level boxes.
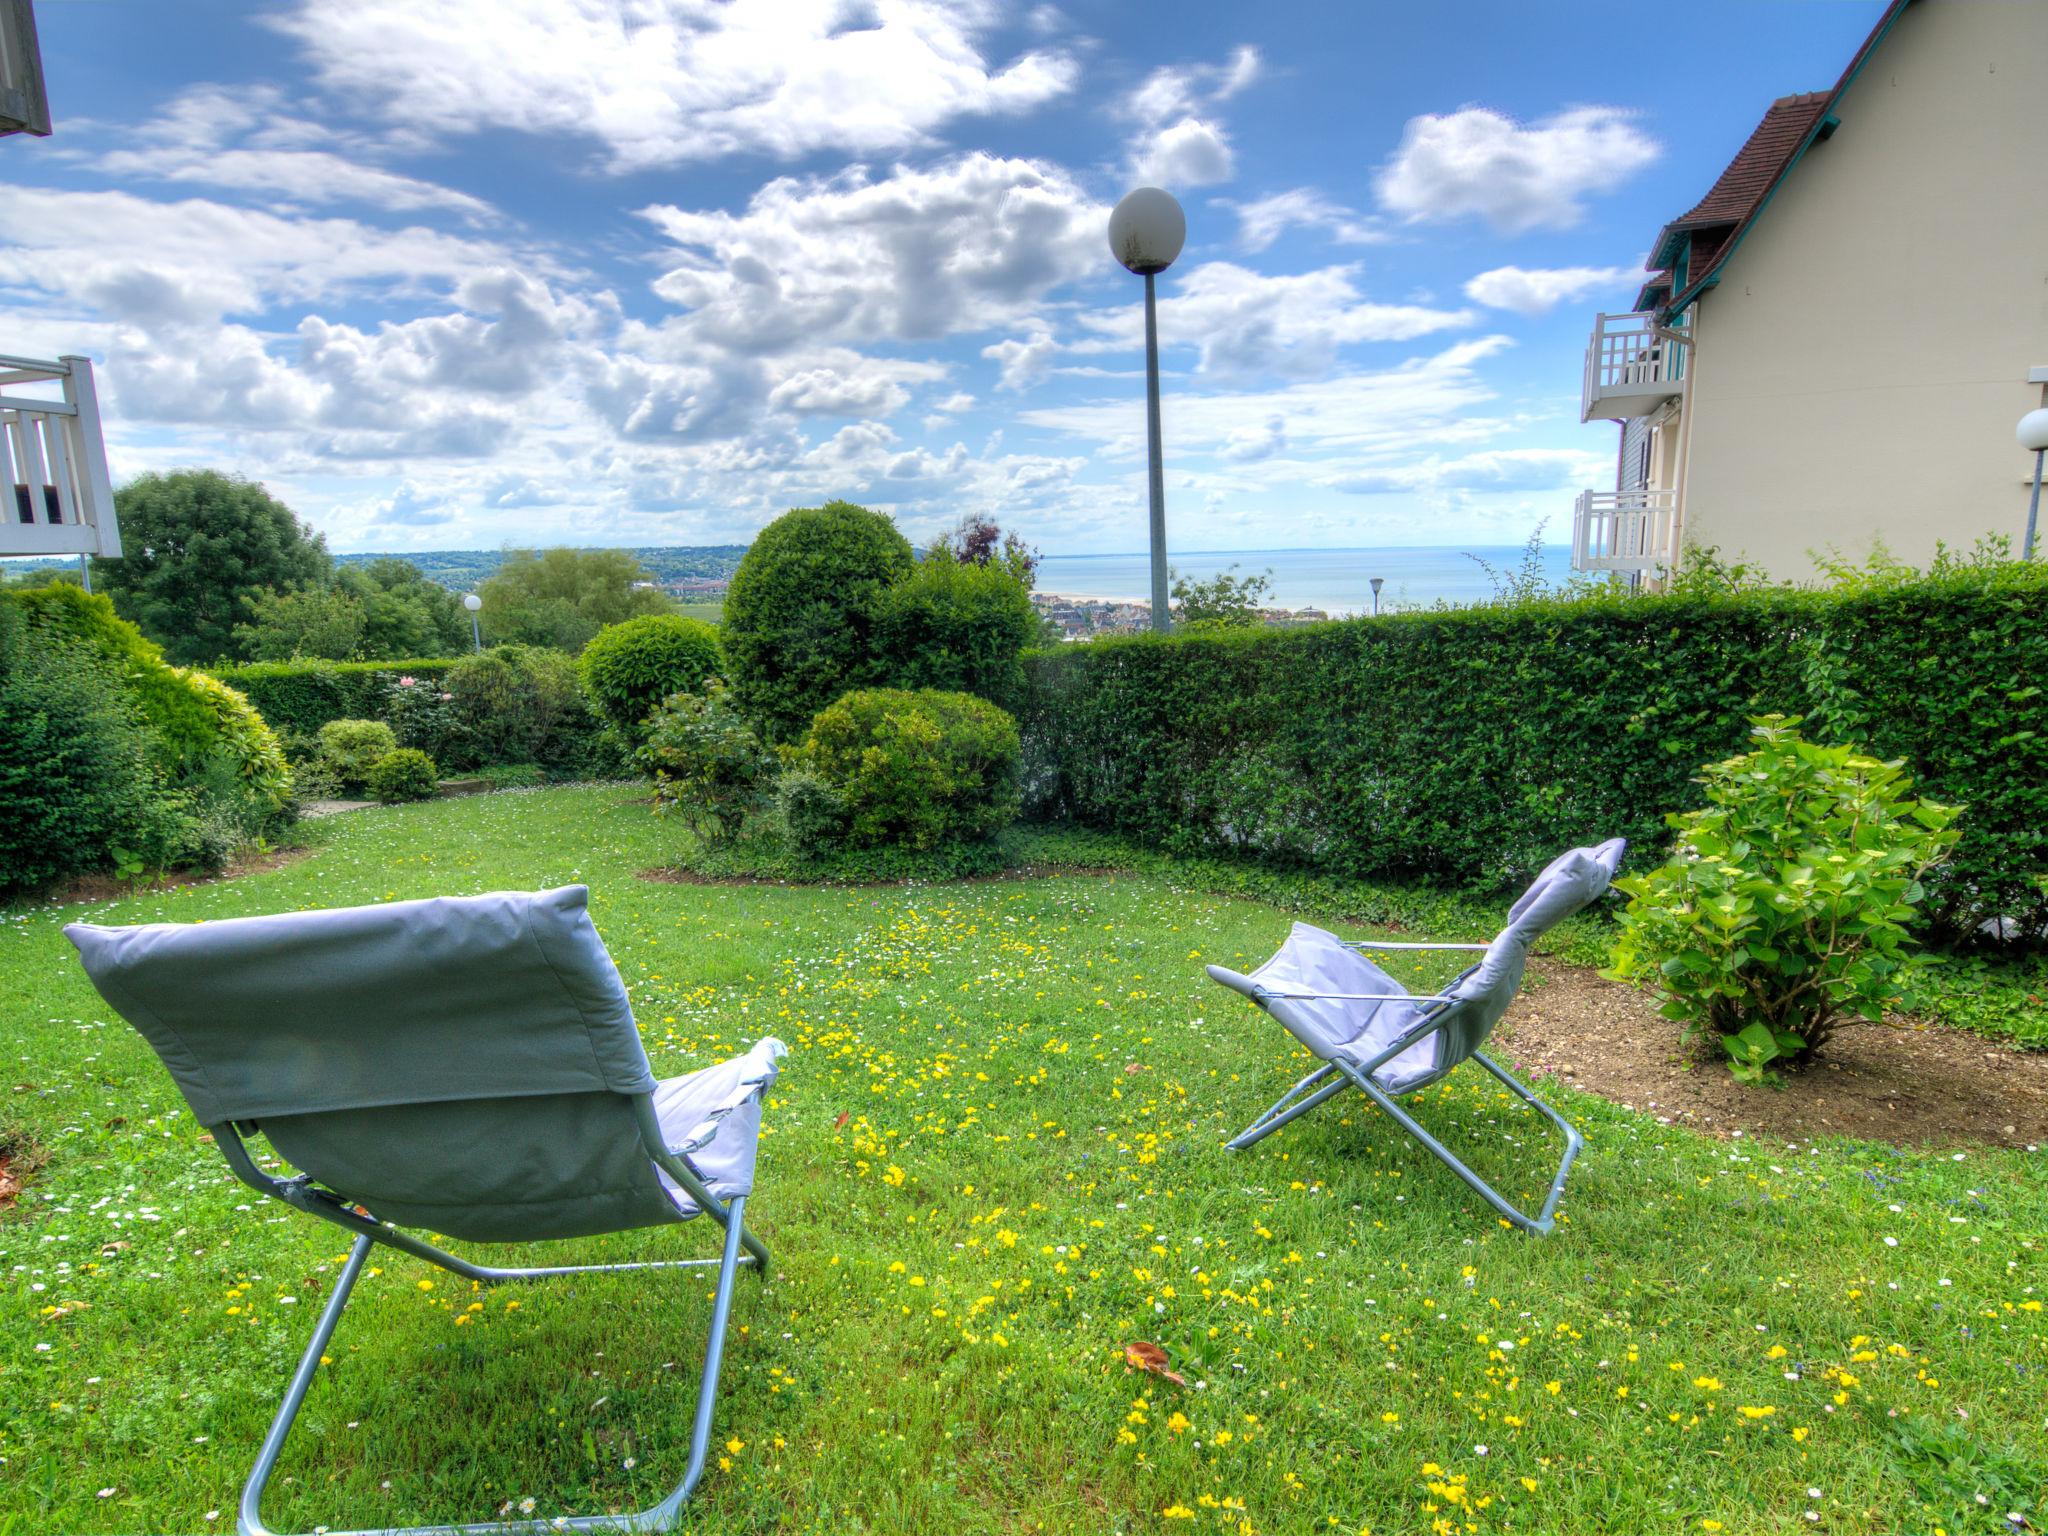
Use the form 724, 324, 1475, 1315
1030, 591, 1329, 640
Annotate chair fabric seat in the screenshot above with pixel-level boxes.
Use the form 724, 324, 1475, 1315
651, 1037, 785, 1217
1234, 922, 1442, 1093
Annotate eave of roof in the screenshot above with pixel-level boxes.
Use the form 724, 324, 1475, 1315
1660, 0, 1917, 319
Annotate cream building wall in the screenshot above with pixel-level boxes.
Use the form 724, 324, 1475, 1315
1674, 0, 2048, 579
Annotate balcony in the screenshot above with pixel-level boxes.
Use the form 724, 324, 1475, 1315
1572, 489, 1675, 575
1, 354, 119, 558
1581, 312, 1685, 422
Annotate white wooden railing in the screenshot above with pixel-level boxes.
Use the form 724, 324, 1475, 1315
1, 354, 119, 557
1580, 312, 1685, 422
1572, 489, 1675, 574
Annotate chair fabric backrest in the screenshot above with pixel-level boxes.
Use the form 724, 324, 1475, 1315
1431, 838, 1627, 1069
67, 886, 681, 1243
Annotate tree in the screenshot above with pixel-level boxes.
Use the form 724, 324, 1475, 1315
723, 501, 916, 743
93, 470, 331, 664
1171, 565, 1274, 630
234, 585, 367, 661
936, 513, 1039, 589
477, 548, 669, 654
876, 549, 1038, 713
346, 558, 470, 658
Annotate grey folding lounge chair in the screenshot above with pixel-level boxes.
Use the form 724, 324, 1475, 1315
1206, 839, 1624, 1236
66, 884, 784, 1536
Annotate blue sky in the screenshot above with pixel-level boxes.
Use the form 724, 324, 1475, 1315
2, 0, 1886, 555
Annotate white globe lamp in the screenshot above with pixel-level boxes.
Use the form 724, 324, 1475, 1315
1108, 187, 1187, 632
2020, 409, 2048, 561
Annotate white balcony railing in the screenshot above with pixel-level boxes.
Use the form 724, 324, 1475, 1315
1, 354, 119, 557
1572, 489, 1676, 575
1581, 312, 1685, 423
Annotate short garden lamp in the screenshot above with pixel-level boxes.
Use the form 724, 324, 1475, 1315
1108, 186, 1186, 633
463, 592, 483, 652
1370, 576, 1384, 616
2019, 408, 2048, 561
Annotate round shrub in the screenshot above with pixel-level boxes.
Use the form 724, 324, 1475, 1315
799, 688, 1020, 850
723, 502, 914, 744
0, 614, 182, 895
773, 766, 849, 860
4, 583, 292, 811
368, 747, 440, 804
444, 644, 606, 774
874, 552, 1038, 714
317, 718, 398, 789
578, 614, 723, 743
1605, 714, 1961, 1082
635, 680, 776, 842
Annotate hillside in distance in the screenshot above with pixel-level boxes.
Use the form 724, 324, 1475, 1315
336, 545, 750, 591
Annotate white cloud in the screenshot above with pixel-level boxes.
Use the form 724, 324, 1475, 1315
1376, 106, 1659, 234
639, 154, 1104, 352
1463, 263, 1643, 316
983, 328, 1059, 391
1133, 118, 1236, 188
1220, 188, 1384, 253
0, 185, 541, 322
1326, 446, 1610, 495
272, 0, 1078, 171
1021, 335, 1514, 456
1074, 261, 1473, 378
94, 85, 496, 221
765, 352, 947, 417
1122, 45, 1260, 190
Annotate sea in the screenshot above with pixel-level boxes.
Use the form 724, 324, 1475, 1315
1034, 545, 1576, 617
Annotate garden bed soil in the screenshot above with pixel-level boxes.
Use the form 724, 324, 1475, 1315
1496, 958, 2048, 1150
48, 845, 317, 903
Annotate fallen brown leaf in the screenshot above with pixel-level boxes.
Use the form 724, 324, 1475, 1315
1122, 1340, 1187, 1387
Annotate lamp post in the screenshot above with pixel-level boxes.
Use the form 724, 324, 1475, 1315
2020, 409, 2048, 561
1369, 576, 1384, 617
463, 592, 483, 652
1108, 186, 1186, 633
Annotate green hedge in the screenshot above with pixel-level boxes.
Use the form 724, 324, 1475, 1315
1018, 569, 2048, 941
211, 659, 459, 738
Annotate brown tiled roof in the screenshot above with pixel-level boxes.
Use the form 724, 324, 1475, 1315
1649, 0, 1917, 314
1672, 92, 1831, 231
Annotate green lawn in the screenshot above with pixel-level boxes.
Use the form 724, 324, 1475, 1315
3, 785, 2043, 1535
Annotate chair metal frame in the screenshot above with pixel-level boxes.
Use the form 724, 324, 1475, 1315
1223, 939, 1583, 1236
209, 1089, 773, 1536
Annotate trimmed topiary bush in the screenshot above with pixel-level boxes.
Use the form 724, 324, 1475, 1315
317, 719, 398, 791
1605, 715, 1961, 1082
4, 582, 291, 813
874, 550, 1038, 715
0, 611, 182, 895
367, 747, 440, 804
723, 502, 914, 744
798, 688, 1020, 850
209, 659, 459, 739
635, 680, 777, 842
578, 613, 724, 743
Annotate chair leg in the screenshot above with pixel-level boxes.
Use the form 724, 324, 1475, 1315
1225, 1063, 1348, 1151
236, 1198, 757, 1536
1335, 1059, 1583, 1236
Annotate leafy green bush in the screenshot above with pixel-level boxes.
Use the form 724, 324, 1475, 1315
1019, 565, 2048, 939
444, 644, 608, 774
367, 748, 440, 804
723, 502, 915, 743
635, 680, 777, 841
382, 672, 461, 763
0, 613, 182, 895
874, 551, 1038, 714
210, 659, 459, 738
799, 688, 1020, 851
773, 767, 850, 860
4, 582, 292, 814
317, 719, 399, 790
578, 614, 724, 742
1605, 716, 1961, 1081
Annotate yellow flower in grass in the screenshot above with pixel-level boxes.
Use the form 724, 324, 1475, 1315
1161, 1503, 1195, 1520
